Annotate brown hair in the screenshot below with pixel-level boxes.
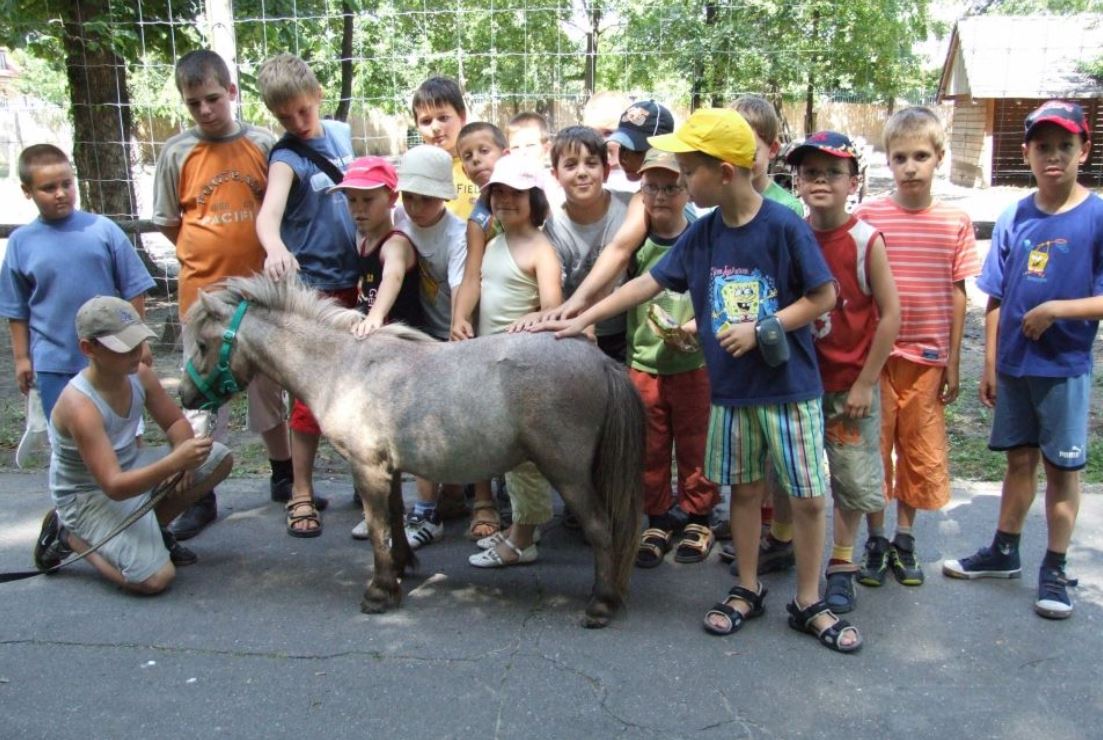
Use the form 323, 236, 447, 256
18, 144, 70, 185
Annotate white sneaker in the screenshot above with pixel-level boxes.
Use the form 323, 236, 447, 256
476, 527, 541, 550
469, 539, 538, 568
404, 512, 443, 550
351, 519, 370, 540
16, 388, 48, 470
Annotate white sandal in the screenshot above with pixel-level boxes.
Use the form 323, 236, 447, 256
468, 538, 538, 568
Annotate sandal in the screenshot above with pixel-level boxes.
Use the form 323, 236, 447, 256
635, 528, 673, 568
702, 582, 767, 636
674, 523, 715, 563
786, 599, 863, 653
824, 569, 858, 614
468, 538, 538, 568
467, 499, 501, 541
286, 498, 322, 538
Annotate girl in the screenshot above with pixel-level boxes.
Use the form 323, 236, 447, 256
468, 155, 563, 567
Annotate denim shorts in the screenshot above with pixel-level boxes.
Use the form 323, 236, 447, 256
989, 373, 1091, 470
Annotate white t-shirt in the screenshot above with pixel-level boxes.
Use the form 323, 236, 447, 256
394, 205, 468, 339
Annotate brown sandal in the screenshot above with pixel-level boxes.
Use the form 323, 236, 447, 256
467, 499, 501, 541
636, 527, 673, 568
286, 498, 322, 538
674, 523, 715, 563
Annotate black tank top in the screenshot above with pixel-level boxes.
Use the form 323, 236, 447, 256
357, 230, 424, 327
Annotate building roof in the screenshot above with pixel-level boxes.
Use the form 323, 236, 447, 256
938, 13, 1103, 100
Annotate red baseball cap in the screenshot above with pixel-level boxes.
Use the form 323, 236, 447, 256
1024, 100, 1090, 142
328, 156, 398, 192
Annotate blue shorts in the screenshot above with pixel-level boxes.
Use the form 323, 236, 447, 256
36, 371, 77, 421
989, 373, 1091, 470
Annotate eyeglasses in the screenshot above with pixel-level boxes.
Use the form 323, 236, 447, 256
798, 167, 851, 182
640, 183, 686, 197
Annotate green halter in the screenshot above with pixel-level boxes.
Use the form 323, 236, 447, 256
185, 300, 249, 412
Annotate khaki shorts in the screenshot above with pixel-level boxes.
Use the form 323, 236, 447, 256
823, 390, 885, 514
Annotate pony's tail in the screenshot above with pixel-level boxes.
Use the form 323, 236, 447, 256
593, 362, 645, 604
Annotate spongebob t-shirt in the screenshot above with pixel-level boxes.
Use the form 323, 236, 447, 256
649, 198, 833, 407
977, 192, 1103, 378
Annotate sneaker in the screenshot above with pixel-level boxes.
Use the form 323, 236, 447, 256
1035, 566, 1078, 620
33, 509, 72, 572
270, 476, 293, 503
724, 535, 795, 576
351, 519, 370, 540
161, 528, 198, 567
942, 544, 1022, 580
889, 534, 925, 586
168, 492, 218, 541
857, 536, 891, 587
404, 511, 443, 550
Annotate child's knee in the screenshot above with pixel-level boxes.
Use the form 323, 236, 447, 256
790, 495, 826, 518
132, 562, 175, 594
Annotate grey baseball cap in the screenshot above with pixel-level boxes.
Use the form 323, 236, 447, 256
76, 296, 156, 352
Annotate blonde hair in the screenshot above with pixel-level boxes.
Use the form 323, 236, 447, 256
731, 95, 778, 145
883, 106, 946, 154
256, 53, 321, 110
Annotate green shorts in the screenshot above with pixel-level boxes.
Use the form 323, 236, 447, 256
823, 390, 885, 513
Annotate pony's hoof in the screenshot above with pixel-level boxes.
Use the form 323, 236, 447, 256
360, 586, 400, 614
581, 613, 611, 629
582, 598, 617, 628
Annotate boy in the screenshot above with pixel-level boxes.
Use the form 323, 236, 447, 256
451, 122, 509, 341
547, 109, 860, 652
732, 95, 804, 216
411, 76, 478, 220
255, 52, 357, 537
607, 100, 676, 183
152, 49, 292, 542
542, 125, 636, 362
853, 107, 979, 588
787, 131, 901, 613
625, 149, 719, 569
507, 112, 552, 168
333, 156, 422, 539
581, 91, 634, 192
943, 101, 1103, 620
393, 143, 470, 548
0, 144, 155, 422
32, 296, 232, 593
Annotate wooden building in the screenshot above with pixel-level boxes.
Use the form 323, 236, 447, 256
937, 14, 1103, 188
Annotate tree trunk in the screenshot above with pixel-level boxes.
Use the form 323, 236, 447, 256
803, 8, 820, 136
583, 2, 601, 99
334, 0, 354, 122
61, 0, 137, 221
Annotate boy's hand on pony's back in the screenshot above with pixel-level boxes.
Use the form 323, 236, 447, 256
540, 297, 585, 323
507, 310, 548, 333
264, 249, 300, 282
450, 318, 475, 341
352, 316, 382, 339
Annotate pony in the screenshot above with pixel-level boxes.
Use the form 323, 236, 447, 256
179, 275, 644, 627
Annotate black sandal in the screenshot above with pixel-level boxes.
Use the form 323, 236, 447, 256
702, 583, 767, 636
635, 528, 673, 568
286, 498, 322, 539
786, 599, 863, 653
674, 523, 715, 563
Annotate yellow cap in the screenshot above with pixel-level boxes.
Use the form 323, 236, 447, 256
648, 108, 756, 169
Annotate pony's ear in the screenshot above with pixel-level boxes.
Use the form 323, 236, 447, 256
197, 289, 230, 320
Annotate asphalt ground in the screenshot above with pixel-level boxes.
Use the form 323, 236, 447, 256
1, 469, 1101, 739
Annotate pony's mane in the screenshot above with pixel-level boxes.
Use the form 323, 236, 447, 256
187, 274, 435, 343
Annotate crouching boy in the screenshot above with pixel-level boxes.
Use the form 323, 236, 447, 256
33, 297, 232, 593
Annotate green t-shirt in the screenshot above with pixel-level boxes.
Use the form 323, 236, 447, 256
629, 231, 707, 375
765, 179, 804, 216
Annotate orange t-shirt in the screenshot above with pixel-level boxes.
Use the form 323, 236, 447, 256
152, 124, 275, 316
853, 196, 979, 367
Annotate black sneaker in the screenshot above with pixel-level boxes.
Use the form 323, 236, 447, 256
942, 544, 1022, 580
33, 509, 72, 572
889, 534, 925, 586
161, 527, 198, 567
1035, 566, 1078, 619
168, 492, 218, 541
857, 536, 891, 587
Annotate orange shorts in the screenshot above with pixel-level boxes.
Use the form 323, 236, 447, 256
880, 356, 950, 511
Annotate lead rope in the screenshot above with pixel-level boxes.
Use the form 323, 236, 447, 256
0, 413, 214, 584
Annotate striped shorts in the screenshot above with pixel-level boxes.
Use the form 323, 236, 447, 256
704, 399, 828, 498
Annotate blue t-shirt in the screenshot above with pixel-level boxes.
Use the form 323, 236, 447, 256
270, 119, 358, 291
650, 198, 833, 407
0, 211, 155, 374
977, 192, 1103, 378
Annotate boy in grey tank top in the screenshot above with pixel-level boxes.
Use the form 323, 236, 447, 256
32, 297, 232, 593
